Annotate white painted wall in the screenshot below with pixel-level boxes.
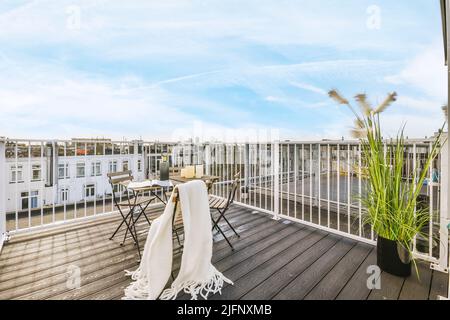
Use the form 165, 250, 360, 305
5, 154, 145, 213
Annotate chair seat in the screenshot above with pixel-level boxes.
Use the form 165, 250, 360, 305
117, 196, 156, 207
209, 195, 228, 209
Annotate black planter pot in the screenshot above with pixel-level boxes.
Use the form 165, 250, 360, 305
377, 236, 411, 277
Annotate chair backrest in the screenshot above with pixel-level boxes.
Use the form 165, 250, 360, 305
225, 172, 240, 209
107, 170, 133, 205
107, 169, 133, 182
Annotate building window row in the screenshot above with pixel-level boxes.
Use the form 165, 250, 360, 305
57, 160, 132, 179
10, 159, 139, 183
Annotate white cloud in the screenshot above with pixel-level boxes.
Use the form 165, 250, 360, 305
0, 0, 445, 141
385, 42, 447, 101
289, 81, 327, 96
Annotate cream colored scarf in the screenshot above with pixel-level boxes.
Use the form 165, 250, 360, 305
123, 180, 233, 300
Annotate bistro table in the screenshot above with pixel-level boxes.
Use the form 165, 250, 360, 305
170, 175, 220, 193
124, 180, 173, 205
119, 179, 173, 259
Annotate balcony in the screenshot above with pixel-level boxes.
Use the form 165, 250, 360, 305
0, 138, 449, 300
0, 204, 447, 300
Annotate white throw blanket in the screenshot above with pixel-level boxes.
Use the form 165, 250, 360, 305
123, 180, 233, 300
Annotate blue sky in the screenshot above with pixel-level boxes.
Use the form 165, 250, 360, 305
0, 0, 447, 142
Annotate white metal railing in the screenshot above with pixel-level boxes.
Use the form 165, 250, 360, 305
1, 138, 448, 274
202, 140, 448, 272
0, 139, 6, 253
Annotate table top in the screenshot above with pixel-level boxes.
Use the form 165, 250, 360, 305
169, 175, 220, 183
123, 179, 173, 192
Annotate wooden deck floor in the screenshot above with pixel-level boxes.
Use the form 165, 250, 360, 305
0, 204, 447, 300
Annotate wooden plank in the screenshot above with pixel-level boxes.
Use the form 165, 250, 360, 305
0, 206, 248, 271
0, 219, 148, 266
429, 269, 449, 300
16, 253, 138, 300
304, 242, 373, 300
212, 216, 272, 251
177, 225, 310, 300
336, 247, 377, 300
367, 271, 405, 300
217, 227, 313, 275
6, 205, 248, 254
172, 221, 294, 297
272, 238, 356, 300
85, 278, 131, 300
0, 202, 425, 301
215, 225, 302, 271
0, 235, 145, 297
211, 220, 290, 263
240, 233, 340, 300
398, 261, 432, 300
0, 210, 251, 291
3, 207, 162, 252
0, 206, 261, 297
208, 230, 327, 300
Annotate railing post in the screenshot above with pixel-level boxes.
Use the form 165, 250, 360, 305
432, 134, 450, 277
244, 143, 250, 193
205, 143, 211, 176
272, 141, 280, 220
0, 138, 7, 252
313, 143, 321, 207
432, 134, 449, 274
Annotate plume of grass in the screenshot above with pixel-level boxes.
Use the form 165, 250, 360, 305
442, 105, 448, 118
355, 93, 373, 116
329, 89, 349, 105
374, 92, 397, 114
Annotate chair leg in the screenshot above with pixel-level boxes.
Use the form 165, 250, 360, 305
214, 222, 234, 250
139, 198, 155, 226
219, 209, 240, 238
121, 213, 134, 246
132, 215, 141, 259
174, 228, 182, 247
110, 209, 132, 241
210, 213, 221, 235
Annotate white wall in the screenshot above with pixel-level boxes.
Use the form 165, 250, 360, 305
5, 154, 145, 213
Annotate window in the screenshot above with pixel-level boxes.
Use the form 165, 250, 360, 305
91, 161, 102, 176
137, 160, 142, 172
108, 160, 118, 173
21, 191, 39, 210
84, 184, 95, 198
60, 188, 69, 202
32, 164, 41, 181
76, 162, 85, 178
10, 165, 24, 183
122, 160, 129, 171
58, 163, 69, 179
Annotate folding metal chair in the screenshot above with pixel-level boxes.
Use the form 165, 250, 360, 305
169, 187, 184, 250
209, 173, 241, 250
107, 170, 155, 258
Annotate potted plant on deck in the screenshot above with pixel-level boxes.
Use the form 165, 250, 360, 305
328, 90, 444, 277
